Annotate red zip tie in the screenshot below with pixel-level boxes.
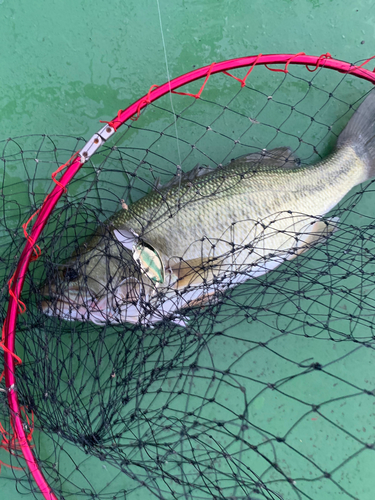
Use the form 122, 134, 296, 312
22, 209, 41, 262
0, 343, 22, 366
305, 52, 332, 72
1, 320, 23, 366
0, 422, 10, 447
0, 418, 25, 472
223, 53, 262, 87
1, 273, 25, 366
130, 84, 160, 122
0, 407, 34, 474
7, 274, 26, 316
0, 458, 24, 473
348, 55, 375, 74
172, 62, 216, 98
51, 151, 79, 192
100, 84, 161, 127
100, 108, 123, 131
265, 52, 306, 73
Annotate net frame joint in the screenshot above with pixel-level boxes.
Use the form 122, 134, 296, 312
79, 125, 116, 163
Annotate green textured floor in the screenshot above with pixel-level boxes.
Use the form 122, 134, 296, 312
1, 1, 375, 499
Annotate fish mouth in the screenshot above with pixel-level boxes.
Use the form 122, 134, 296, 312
40, 291, 113, 324
40, 280, 200, 327
41, 296, 142, 325
40, 283, 86, 306
39, 280, 144, 325
40, 281, 95, 319
41, 298, 88, 321
39, 271, 195, 326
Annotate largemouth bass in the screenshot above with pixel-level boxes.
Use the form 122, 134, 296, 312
41, 90, 375, 326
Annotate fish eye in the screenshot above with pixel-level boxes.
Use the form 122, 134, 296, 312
63, 267, 79, 282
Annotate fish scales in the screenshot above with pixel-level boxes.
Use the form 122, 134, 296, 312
109, 146, 365, 263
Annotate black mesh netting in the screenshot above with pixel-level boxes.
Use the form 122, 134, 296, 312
1, 63, 375, 500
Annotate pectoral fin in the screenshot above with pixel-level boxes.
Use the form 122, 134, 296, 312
185, 290, 220, 308
170, 256, 223, 289
289, 217, 339, 260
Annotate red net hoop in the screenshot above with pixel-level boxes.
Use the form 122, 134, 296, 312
2, 53, 375, 500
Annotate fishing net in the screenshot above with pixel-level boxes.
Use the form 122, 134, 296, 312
1, 54, 375, 500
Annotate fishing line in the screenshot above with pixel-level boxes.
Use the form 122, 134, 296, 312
155, 0, 183, 177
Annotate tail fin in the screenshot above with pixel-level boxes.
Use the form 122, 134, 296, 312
337, 89, 375, 179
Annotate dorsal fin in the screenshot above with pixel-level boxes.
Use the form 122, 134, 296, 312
170, 256, 224, 289
153, 163, 214, 192
230, 147, 298, 169
153, 148, 298, 192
